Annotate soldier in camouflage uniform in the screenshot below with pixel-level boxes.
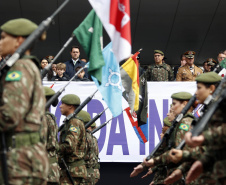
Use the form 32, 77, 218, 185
58, 94, 87, 185
88, 123, 100, 184
44, 87, 60, 185
76, 110, 97, 185
0, 18, 49, 184
164, 72, 221, 185
145, 50, 174, 81
131, 92, 196, 185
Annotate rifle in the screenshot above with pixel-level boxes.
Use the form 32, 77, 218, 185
91, 117, 113, 134
46, 64, 88, 109
0, 0, 70, 78
41, 35, 74, 79
61, 158, 75, 185
85, 107, 108, 129
146, 95, 196, 161
58, 89, 98, 132
0, 132, 8, 185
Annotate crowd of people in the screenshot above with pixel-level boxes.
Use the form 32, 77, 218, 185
1, 15, 226, 185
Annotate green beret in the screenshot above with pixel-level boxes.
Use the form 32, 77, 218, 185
44, 86, 55, 96
171, 92, 192, 100
154, 50, 164, 55
61, 94, 80, 105
1, 18, 38, 36
195, 72, 222, 83
163, 117, 171, 127
77, 110, 91, 123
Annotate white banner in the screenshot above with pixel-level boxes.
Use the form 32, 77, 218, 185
44, 81, 197, 162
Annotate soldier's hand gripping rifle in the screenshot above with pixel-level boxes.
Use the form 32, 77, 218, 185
58, 89, 98, 132
0, 0, 70, 78
176, 75, 226, 150
146, 95, 196, 161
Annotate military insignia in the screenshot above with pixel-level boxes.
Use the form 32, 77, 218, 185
69, 125, 78, 133
179, 124, 189, 131
5, 71, 22, 81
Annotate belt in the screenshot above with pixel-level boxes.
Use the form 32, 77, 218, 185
0, 132, 41, 150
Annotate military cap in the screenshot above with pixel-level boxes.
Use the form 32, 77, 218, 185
184, 51, 196, 59
77, 110, 91, 123
91, 122, 96, 128
171, 92, 192, 100
44, 86, 55, 96
1, 18, 38, 36
163, 117, 171, 127
61, 94, 80, 105
154, 50, 164, 55
206, 58, 217, 64
196, 72, 222, 83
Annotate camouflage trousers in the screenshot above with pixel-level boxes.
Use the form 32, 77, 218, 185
0, 142, 49, 185
93, 169, 100, 184
47, 162, 60, 184
60, 170, 85, 185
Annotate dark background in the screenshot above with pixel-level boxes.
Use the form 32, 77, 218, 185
1, 0, 226, 67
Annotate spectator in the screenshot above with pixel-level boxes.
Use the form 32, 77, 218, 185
65, 46, 88, 78
41, 58, 54, 81
173, 54, 186, 79
217, 51, 226, 64
73, 66, 90, 81
206, 58, 217, 72
202, 61, 209, 73
145, 50, 174, 81
176, 51, 203, 81
52, 64, 57, 76
51, 63, 69, 81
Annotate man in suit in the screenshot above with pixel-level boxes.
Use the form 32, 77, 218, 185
64, 46, 88, 79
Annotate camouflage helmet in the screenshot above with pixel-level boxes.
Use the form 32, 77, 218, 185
195, 72, 222, 84
1, 18, 38, 36
77, 110, 91, 123
61, 94, 80, 105
171, 92, 192, 101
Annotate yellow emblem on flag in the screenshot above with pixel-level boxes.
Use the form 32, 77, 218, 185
179, 124, 189, 131
5, 71, 22, 81
69, 126, 78, 133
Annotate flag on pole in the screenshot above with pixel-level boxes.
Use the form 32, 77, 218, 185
88, 0, 131, 63
124, 73, 148, 143
73, 10, 105, 84
120, 52, 140, 112
92, 42, 122, 117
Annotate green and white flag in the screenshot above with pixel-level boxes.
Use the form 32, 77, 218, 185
73, 10, 105, 84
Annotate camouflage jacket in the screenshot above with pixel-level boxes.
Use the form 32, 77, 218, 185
153, 113, 196, 185
0, 56, 46, 132
59, 114, 87, 178
93, 135, 100, 183
45, 111, 60, 183
0, 56, 49, 182
145, 63, 174, 81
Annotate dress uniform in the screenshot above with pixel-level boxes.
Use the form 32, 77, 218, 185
176, 51, 203, 81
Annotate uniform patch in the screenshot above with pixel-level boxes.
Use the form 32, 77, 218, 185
179, 124, 189, 131
69, 125, 78, 133
5, 71, 22, 81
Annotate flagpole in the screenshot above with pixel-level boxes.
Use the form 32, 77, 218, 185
41, 35, 74, 79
